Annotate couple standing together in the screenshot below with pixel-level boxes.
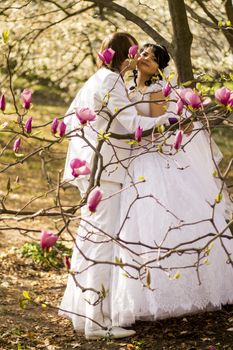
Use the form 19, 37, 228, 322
59, 32, 233, 339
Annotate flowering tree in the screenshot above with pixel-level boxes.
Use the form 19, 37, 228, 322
0, 0, 233, 338
0, 0, 233, 95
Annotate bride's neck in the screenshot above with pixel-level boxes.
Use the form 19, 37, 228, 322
137, 71, 152, 89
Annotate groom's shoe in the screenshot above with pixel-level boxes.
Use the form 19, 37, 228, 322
85, 326, 136, 340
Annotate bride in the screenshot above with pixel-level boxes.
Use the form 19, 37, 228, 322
111, 43, 233, 326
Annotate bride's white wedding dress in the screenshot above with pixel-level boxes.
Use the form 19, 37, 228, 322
110, 82, 233, 326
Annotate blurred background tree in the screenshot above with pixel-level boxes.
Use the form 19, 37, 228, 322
0, 0, 233, 102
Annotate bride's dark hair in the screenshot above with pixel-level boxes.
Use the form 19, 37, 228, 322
131, 43, 170, 89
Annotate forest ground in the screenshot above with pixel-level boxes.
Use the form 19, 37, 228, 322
1, 238, 233, 350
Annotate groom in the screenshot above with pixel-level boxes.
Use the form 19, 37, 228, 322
60, 32, 170, 339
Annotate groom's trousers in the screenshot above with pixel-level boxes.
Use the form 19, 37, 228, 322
64, 179, 121, 332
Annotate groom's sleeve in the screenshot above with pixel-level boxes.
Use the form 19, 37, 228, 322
101, 73, 169, 133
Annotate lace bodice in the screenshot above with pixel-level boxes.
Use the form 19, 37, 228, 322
128, 81, 165, 116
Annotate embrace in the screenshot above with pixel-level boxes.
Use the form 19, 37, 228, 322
59, 32, 233, 340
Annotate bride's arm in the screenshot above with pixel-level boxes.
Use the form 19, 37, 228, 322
150, 90, 167, 117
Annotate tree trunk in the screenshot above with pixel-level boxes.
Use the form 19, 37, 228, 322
225, 0, 233, 24
224, 0, 233, 49
168, 0, 194, 83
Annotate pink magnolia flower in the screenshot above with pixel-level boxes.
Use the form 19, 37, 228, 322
215, 87, 231, 106
63, 255, 71, 270
87, 187, 103, 212
176, 98, 184, 115
128, 45, 139, 58
162, 82, 171, 97
228, 93, 233, 107
173, 129, 184, 150
70, 158, 91, 178
40, 230, 58, 251
21, 89, 32, 109
135, 125, 143, 142
13, 138, 21, 152
0, 94, 6, 111
59, 120, 66, 137
51, 118, 59, 134
75, 107, 96, 125
184, 90, 202, 109
177, 88, 193, 105
24, 116, 32, 133
98, 48, 115, 65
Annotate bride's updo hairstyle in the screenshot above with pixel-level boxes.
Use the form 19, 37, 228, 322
145, 43, 170, 71
132, 43, 170, 88
98, 32, 138, 72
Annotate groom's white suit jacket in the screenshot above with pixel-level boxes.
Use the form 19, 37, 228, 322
64, 67, 169, 184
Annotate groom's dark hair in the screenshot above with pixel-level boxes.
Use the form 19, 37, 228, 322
98, 32, 138, 71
